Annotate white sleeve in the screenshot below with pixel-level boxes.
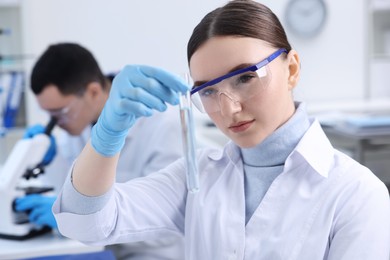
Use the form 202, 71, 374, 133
53, 158, 187, 246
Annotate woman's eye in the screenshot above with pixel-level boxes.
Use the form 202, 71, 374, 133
237, 73, 255, 84
199, 87, 217, 97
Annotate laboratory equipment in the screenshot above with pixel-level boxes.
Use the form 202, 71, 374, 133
0, 117, 56, 240
179, 89, 199, 193
0, 28, 11, 35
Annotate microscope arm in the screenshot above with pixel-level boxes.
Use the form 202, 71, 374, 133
0, 118, 57, 239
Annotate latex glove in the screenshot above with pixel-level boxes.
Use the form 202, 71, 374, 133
24, 124, 56, 165
15, 194, 57, 229
92, 65, 189, 157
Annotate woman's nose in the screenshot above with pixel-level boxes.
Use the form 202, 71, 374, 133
219, 92, 242, 116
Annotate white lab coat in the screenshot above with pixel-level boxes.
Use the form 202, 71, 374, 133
47, 105, 185, 259
54, 119, 390, 260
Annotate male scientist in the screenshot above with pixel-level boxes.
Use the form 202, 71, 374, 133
14, 43, 185, 259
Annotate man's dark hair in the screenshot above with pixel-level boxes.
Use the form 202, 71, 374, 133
31, 43, 106, 96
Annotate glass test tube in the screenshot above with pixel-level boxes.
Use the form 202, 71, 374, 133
179, 90, 199, 193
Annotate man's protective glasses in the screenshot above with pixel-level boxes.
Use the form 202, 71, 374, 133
190, 48, 288, 113
48, 97, 80, 123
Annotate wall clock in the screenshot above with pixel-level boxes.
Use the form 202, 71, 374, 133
285, 0, 327, 38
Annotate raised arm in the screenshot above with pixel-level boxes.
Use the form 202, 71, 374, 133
71, 65, 189, 196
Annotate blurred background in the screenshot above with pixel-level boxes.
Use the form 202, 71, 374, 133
1, 0, 390, 183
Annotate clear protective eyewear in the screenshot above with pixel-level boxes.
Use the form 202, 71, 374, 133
190, 48, 288, 113
48, 97, 80, 123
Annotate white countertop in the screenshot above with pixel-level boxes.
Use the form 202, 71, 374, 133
0, 231, 103, 260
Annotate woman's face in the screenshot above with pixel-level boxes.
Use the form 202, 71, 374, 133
189, 36, 300, 148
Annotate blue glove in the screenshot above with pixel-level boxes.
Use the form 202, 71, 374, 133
24, 124, 56, 165
15, 194, 57, 228
92, 65, 189, 157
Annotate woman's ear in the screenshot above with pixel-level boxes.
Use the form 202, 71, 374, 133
287, 50, 300, 90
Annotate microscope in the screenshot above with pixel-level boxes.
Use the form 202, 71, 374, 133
0, 118, 56, 240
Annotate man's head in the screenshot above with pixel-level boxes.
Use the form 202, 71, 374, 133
31, 43, 109, 135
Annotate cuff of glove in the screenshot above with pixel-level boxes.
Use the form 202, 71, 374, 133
91, 122, 129, 157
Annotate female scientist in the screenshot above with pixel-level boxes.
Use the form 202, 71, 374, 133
53, 0, 390, 259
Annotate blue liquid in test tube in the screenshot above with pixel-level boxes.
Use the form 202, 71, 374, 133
179, 90, 199, 193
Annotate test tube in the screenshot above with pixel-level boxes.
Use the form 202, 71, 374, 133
179, 89, 199, 193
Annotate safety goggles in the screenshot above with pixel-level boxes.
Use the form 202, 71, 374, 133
190, 48, 288, 113
48, 97, 81, 123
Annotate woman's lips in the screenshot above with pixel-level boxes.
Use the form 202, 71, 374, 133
229, 120, 254, 133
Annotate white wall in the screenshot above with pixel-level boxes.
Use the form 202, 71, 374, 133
262, 0, 367, 105
20, 0, 367, 124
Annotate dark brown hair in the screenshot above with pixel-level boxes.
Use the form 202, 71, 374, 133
187, 0, 291, 63
31, 43, 107, 96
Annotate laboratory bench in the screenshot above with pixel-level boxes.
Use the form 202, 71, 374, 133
322, 125, 390, 191
322, 125, 390, 165
311, 99, 390, 188
0, 231, 103, 260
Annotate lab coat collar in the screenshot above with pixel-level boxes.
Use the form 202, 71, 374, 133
208, 141, 241, 163
208, 119, 335, 178
289, 119, 335, 178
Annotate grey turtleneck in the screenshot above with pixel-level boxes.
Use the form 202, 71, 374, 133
241, 102, 310, 224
